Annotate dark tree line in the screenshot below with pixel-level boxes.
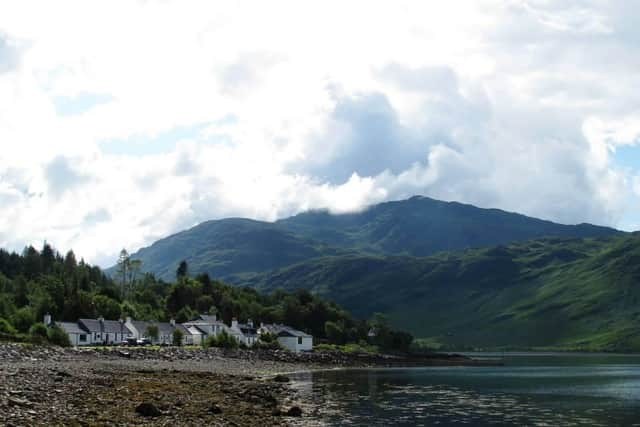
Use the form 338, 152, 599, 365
0, 245, 412, 352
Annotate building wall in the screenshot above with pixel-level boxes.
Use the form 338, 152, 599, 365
278, 336, 313, 352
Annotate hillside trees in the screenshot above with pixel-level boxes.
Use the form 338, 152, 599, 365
0, 244, 412, 350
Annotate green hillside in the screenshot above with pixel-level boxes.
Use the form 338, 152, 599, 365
247, 233, 640, 351
127, 196, 620, 281
127, 218, 351, 281
277, 196, 620, 256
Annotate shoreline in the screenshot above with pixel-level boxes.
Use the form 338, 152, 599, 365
0, 343, 499, 426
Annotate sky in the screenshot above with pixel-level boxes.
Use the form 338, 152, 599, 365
1, 1, 640, 267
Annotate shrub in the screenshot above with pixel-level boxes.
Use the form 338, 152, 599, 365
172, 328, 184, 346
47, 325, 71, 347
0, 317, 17, 335
29, 322, 49, 344
203, 330, 238, 350
145, 325, 159, 342
11, 307, 35, 333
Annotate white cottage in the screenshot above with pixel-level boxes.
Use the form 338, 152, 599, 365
259, 324, 313, 352
183, 314, 230, 342
125, 318, 192, 345
229, 319, 258, 347
78, 318, 133, 345
56, 321, 91, 346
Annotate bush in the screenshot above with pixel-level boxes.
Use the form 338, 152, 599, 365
47, 325, 71, 347
11, 307, 35, 333
29, 322, 49, 344
172, 328, 184, 346
203, 330, 238, 350
0, 317, 17, 335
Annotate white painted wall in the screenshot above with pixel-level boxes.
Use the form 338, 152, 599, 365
278, 336, 313, 352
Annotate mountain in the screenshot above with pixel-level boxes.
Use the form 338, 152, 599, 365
277, 196, 620, 256
125, 218, 350, 282
248, 233, 640, 351
126, 196, 621, 281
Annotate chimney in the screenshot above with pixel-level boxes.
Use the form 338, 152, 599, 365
170, 318, 176, 327
231, 318, 238, 329
126, 316, 132, 324
247, 319, 253, 328
260, 322, 264, 329
43, 313, 52, 326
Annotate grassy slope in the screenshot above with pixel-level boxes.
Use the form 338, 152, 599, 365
248, 234, 640, 351
128, 218, 351, 281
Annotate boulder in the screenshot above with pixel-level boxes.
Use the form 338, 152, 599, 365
286, 406, 303, 417
135, 402, 162, 417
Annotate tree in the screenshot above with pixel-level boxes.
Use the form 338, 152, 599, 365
93, 295, 121, 320
41, 243, 56, 274
196, 295, 215, 313
116, 249, 130, 297
129, 259, 142, 285
172, 328, 184, 346
145, 325, 159, 342
11, 306, 35, 333
325, 320, 346, 345
176, 260, 188, 280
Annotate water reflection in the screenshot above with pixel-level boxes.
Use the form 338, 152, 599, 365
289, 355, 640, 426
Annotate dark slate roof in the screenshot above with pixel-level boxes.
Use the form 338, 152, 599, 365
131, 321, 191, 336
195, 315, 219, 323
56, 322, 88, 335
260, 324, 311, 338
277, 326, 312, 338
239, 324, 257, 336
79, 319, 132, 334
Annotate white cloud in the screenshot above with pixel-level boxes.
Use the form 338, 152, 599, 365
0, 1, 639, 265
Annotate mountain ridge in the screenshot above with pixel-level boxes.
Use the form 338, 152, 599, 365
124, 195, 621, 282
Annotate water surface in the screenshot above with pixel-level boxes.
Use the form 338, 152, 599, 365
289, 353, 640, 426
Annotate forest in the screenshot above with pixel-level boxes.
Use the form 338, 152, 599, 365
0, 244, 412, 352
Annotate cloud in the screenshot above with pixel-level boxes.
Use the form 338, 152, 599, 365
0, 1, 639, 265
0, 33, 18, 73
45, 156, 86, 197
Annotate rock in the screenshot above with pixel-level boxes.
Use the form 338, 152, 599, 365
8, 397, 33, 408
135, 402, 163, 417
118, 351, 131, 359
208, 403, 223, 414
286, 406, 303, 417
273, 374, 290, 383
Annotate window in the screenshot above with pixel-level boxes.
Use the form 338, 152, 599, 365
79, 334, 87, 342
298, 337, 303, 345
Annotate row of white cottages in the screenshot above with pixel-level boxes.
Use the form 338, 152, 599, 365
46, 313, 313, 352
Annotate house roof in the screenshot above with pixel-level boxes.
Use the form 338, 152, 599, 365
56, 322, 88, 335
186, 325, 206, 335
195, 314, 218, 323
79, 319, 133, 334
130, 320, 191, 336
238, 324, 257, 336
260, 324, 312, 338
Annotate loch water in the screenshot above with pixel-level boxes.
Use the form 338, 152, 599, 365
289, 353, 640, 426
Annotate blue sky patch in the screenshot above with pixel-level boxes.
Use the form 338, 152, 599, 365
98, 122, 210, 156
53, 92, 114, 116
